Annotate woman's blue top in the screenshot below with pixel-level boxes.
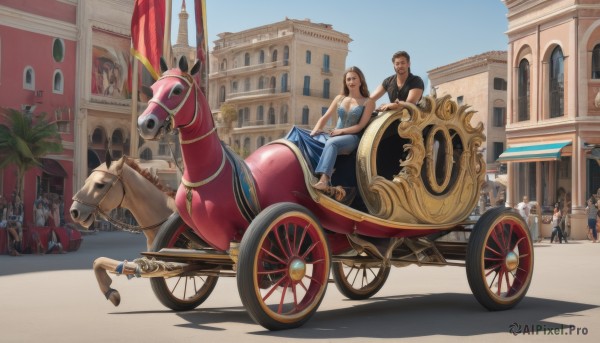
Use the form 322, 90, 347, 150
335, 104, 365, 129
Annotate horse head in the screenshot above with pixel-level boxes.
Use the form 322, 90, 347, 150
70, 151, 127, 228
137, 56, 205, 140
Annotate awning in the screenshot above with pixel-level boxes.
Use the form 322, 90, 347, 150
40, 158, 67, 178
497, 140, 571, 163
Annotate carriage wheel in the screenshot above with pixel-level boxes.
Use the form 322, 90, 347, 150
332, 258, 390, 300
466, 207, 534, 311
150, 213, 218, 311
237, 203, 330, 330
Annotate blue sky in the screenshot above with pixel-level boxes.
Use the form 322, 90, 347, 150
171, 0, 508, 98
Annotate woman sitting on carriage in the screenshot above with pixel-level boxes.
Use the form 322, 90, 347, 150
308, 66, 375, 192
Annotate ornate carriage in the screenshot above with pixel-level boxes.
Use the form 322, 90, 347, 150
72, 58, 534, 331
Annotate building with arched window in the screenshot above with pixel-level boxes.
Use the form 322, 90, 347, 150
208, 18, 351, 157
500, 0, 600, 239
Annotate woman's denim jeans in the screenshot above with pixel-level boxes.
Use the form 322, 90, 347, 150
315, 134, 359, 177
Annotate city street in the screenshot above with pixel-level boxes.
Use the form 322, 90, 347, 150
1, 230, 599, 342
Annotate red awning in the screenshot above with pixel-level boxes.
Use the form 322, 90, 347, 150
40, 158, 67, 178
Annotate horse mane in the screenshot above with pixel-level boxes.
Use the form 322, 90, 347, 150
121, 156, 176, 198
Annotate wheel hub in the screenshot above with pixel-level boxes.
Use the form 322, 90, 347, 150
505, 251, 519, 271
289, 258, 306, 282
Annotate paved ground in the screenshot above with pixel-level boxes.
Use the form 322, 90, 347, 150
1, 230, 599, 342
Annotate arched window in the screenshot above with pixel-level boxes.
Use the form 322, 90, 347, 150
258, 76, 265, 89
237, 109, 244, 128
306, 50, 312, 64
244, 52, 250, 66
257, 136, 266, 148
111, 129, 124, 158
279, 104, 288, 124
592, 44, 600, 79
281, 73, 288, 92
53, 70, 64, 94
52, 38, 65, 62
283, 46, 289, 65
92, 128, 105, 145
140, 148, 152, 160
112, 129, 124, 144
220, 59, 227, 71
302, 106, 309, 125
219, 86, 226, 103
323, 79, 330, 99
23, 66, 35, 90
268, 107, 275, 124
272, 50, 278, 62
270, 76, 276, 90
303, 76, 311, 96
257, 105, 264, 124
549, 46, 564, 118
259, 50, 265, 64
518, 59, 530, 121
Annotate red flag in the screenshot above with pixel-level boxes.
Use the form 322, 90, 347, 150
131, 0, 165, 80
194, 0, 208, 95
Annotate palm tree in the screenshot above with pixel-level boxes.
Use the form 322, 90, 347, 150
0, 108, 63, 200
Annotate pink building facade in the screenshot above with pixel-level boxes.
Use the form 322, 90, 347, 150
502, 0, 600, 238
0, 0, 77, 225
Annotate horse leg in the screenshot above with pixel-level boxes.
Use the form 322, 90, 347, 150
93, 257, 122, 306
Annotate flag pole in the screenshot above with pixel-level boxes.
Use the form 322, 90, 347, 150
130, 56, 139, 158
163, 0, 173, 67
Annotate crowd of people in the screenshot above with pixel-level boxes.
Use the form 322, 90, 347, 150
1, 191, 65, 255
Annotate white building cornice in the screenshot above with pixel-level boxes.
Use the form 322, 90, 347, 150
0, 5, 77, 40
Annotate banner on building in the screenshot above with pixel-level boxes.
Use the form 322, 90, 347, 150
131, 0, 166, 80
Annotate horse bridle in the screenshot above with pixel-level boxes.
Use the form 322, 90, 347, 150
72, 170, 166, 232
148, 73, 200, 133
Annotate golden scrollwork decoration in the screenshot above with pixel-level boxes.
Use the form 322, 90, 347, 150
356, 95, 486, 224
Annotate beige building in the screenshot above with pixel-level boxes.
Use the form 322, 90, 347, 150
428, 51, 508, 176
207, 18, 352, 156
501, 0, 600, 239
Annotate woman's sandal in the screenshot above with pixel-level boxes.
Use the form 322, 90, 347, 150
312, 181, 330, 191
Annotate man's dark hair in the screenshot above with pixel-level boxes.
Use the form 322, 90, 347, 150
392, 51, 411, 63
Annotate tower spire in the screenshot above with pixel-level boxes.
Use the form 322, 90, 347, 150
176, 0, 189, 46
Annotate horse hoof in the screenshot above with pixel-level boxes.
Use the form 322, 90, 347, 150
105, 289, 121, 306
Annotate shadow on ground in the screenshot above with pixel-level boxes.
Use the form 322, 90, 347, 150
174, 293, 597, 339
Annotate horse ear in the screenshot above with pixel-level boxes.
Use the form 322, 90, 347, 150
179, 56, 189, 73
190, 60, 201, 76
105, 150, 112, 168
160, 57, 168, 73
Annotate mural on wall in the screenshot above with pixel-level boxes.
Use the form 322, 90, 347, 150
91, 29, 131, 100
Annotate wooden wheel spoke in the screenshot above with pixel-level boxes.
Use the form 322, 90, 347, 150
301, 240, 321, 260
284, 224, 295, 258
261, 275, 288, 302
485, 263, 501, 276
298, 279, 308, 292
513, 236, 526, 250
257, 268, 287, 275
490, 226, 506, 254
260, 246, 287, 265
296, 224, 309, 256
277, 279, 290, 314
272, 227, 291, 260
485, 244, 503, 257
496, 269, 504, 295
304, 274, 323, 287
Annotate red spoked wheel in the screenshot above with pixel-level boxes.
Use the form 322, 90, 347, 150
466, 206, 534, 310
150, 213, 218, 311
332, 258, 390, 300
237, 203, 330, 330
